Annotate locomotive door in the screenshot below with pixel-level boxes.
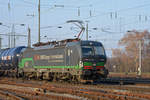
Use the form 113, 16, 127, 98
65, 48, 71, 66
66, 47, 78, 66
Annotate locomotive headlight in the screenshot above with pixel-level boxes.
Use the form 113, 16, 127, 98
93, 63, 96, 66
16, 54, 20, 57
89, 42, 93, 45
79, 60, 83, 68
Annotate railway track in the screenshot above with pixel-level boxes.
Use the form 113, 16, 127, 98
0, 77, 150, 100
98, 77, 150, 85
0, 89, 25, 100
0, 78, 85, 100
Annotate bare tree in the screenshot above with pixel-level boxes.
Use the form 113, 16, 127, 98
110, 30, 150, 73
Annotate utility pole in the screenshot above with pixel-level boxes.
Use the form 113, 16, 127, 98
8, 32, 10, 48
28, 27, 31, 48
13, 25, 16, 48
11, 24, 15, 48
86, 21, 89, 40
138, 40, 142, 76
38, 0, 41, 43
0, 37, 1, 49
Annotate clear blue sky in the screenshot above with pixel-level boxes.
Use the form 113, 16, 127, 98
0, 0, 150, 56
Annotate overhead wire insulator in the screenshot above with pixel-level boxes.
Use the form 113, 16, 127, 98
8, 1, 11, 12
90, 10, 92, 17
139, 15, 141, 22
78, 7, 80, 16
145, 16, 147, 22
89, 4, 92, 17
115, 12, 117, 19
110, 12, 113, 19
54, 5, 64, 8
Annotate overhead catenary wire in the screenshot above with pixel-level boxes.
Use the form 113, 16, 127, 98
1, 1, 150, 42
22, 0, 36, 6
82, 2, 150, 20
4, 0, 150, 29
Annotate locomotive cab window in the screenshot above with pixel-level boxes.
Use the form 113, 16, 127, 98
94, 46, 105, 56
82, 46, 105, 56
82, 46, 93, 56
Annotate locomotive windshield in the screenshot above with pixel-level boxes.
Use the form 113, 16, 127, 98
82, 46, 105, 56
